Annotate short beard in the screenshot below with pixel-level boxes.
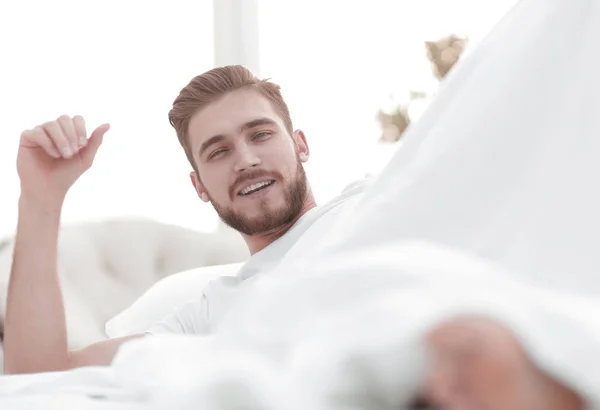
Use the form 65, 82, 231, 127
210, 160, 308, 236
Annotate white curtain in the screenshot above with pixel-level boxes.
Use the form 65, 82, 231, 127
0, 0, 216, 237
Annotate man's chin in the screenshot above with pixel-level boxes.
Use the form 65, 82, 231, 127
231, 222, 279, 236
230, 212, 291, 236
235, 199, 284, 216
215, 197, 301, 235
240, 216, 277, 231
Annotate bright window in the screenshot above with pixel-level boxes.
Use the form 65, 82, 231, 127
0, 0, 518, 237
0, 0, 215, 236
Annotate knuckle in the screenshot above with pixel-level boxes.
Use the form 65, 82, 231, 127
57, 114, 70, 122
20, 129, 32, 139
20, 127, 45, 144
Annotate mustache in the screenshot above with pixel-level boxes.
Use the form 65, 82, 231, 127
230, 170, 279, 196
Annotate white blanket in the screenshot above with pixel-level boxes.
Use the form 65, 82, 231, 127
2, 243, 599, 409
2, 0, 600, 408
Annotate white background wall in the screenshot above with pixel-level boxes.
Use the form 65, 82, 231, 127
0, 0, 517, 238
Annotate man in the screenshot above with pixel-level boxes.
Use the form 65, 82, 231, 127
3, 66, 583, 410
3, 65, 365, 370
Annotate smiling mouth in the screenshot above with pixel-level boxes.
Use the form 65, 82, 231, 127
238, 180, 275, 196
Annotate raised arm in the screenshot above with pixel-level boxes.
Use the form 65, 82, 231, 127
3, 115, 140, 374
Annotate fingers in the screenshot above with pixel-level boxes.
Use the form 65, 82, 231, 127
20, 128, 62, 159
20, 115, 108, 161
42, 120, 73, 158
72, 115, 88, 147
56, 115, 80, 154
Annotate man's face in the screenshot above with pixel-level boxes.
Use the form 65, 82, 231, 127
188, 89, 310, 235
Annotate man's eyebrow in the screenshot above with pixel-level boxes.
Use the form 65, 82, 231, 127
239, 117, 277, 132
198, 118, 278, 158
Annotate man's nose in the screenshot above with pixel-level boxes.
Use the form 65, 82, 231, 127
233, 146, 261, 172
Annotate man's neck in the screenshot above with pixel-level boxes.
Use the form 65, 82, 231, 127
243, 194, 317, 255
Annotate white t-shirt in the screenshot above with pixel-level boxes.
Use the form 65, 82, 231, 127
146, 179, 369, 336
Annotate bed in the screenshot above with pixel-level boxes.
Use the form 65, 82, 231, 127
2, 0, 600, 408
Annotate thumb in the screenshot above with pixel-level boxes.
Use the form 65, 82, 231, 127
81, 123, 110, 164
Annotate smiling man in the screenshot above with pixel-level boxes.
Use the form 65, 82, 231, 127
173, 73, 316, 254
4, 65, 366, 372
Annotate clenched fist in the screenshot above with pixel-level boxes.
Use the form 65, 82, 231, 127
17, 115, 110, 203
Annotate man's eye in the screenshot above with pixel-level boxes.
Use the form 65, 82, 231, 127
253, 131, 271, 140
209, 149, 227, 160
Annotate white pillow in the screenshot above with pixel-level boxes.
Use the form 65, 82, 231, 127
105, 262, 243, 338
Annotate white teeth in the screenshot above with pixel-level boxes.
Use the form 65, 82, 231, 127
239, 180, 273, 195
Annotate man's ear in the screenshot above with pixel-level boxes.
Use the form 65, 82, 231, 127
293, 129, 310, 162
190, 171, 210, 202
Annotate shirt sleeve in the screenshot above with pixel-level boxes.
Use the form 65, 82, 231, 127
145, 293, 211, 336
